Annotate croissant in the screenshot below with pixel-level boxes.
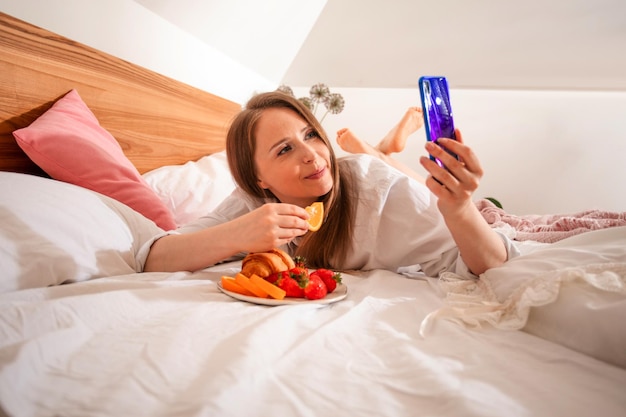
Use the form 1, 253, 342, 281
241, 248, 295, 278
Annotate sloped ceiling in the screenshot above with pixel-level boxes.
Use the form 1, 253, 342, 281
140, 0, 626, 91
283, 0, 626, 91
134, 0, 326, 86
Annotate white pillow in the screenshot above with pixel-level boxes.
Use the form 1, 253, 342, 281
487, 228, 626, 368
428, 227, 626, 368
0, 172, 163, 293
142, 151, 237, 226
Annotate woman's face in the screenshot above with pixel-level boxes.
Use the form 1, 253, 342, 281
254, 107, 333, 207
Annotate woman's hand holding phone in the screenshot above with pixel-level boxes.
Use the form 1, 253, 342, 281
421, 129, 507, 276
420, 129, 484, 216
419, 76, 508, 275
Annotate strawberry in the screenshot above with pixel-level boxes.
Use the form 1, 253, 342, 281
288, 266, 309, 282
277, 274, 304, 298
312, 268, 341, 293
265, 271, 282, 284
293, 256, 307, 268
303, 273, 327, 300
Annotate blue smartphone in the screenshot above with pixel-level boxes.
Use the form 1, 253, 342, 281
418, 76, 457, 168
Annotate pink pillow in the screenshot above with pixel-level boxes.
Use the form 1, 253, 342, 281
13, 89, 177, 230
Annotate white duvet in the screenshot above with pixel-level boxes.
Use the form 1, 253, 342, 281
1, 261, 625, 417
2, 170, 626, 417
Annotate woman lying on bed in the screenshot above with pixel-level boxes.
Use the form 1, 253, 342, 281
144, 91, 519, 277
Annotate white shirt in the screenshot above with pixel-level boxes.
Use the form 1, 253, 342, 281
172, 154, 519, 278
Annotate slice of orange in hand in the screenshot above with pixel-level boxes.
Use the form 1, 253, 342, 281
305, 202, 324, 232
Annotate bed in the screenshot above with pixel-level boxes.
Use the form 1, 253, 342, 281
1, 11, 625, 417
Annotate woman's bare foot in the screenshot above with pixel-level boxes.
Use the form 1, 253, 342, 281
375, 107, 423, 155
336, 128, 385, 158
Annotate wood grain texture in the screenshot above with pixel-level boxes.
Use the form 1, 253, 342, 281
0, 12, 241, 175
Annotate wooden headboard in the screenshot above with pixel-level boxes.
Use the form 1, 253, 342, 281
0, 12, 241, 175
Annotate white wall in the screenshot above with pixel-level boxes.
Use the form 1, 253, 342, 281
3, 1, 624, 215
294, 87, 626, 215
0, 0, 290, 104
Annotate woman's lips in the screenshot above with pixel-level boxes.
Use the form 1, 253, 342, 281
306, 167, 326, 180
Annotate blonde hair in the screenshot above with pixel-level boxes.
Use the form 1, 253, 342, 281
226, 91, 356, 268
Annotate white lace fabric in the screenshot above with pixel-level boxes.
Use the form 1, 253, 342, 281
421, 262, 626, 335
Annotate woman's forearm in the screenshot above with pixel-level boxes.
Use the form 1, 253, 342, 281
143, 225, 241, 272
444, 204, 508, 276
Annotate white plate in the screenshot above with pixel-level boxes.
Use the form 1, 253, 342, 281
217, 282, 348, 306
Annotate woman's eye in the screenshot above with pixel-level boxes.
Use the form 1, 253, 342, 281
277, 144, 292, 156
305, 130, 320, 140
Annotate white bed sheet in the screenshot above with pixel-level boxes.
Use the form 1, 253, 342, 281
1, 264, 625, 417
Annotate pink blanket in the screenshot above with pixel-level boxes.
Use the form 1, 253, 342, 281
475, 199, 626, 243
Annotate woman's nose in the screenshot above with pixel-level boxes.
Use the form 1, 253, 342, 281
301, 143, 317, 163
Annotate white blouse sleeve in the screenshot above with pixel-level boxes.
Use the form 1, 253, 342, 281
137, 189, 262, 270
176, 188, 261, 234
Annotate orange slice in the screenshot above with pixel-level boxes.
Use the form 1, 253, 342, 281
234, 273, 269, 298
249, 274, 286, 300
221, 275, 254, 296
305, 202, 324, 232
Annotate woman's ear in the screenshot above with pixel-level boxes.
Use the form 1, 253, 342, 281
257, 178, 269, 190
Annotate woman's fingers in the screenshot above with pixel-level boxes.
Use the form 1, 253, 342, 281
236, 204, 310, 250
420, 131, 485, 203
428, 138, 482, 177
262, 203, 309, 233
270, 204, 311, 242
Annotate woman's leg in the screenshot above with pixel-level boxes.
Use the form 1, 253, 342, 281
336, 127, 425, 183
336, 107, 425, 183
375, 106, 423, 155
